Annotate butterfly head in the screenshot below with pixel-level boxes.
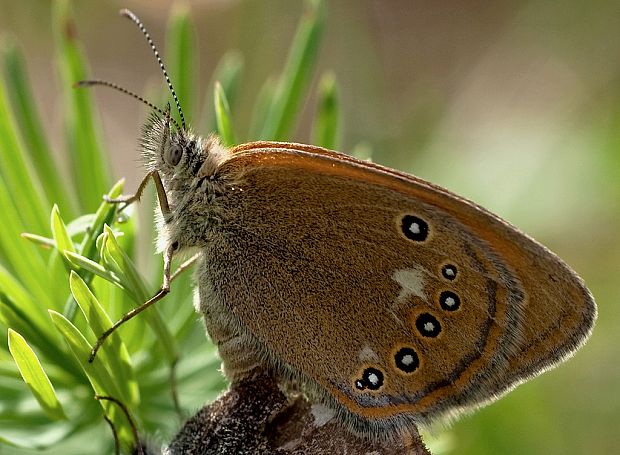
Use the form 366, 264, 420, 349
141, 108, 230, 201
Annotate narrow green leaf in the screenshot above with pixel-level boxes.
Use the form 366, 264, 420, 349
204, 51, 244, 134
100, 226, 178, 364
0, 275, 81, 379
62, 180, 124, 320
70, 272, 139, 405
214, 82, 236, 147
51, 205, 76, 255
53, 0, 111, 211
0, 177, 52, 309
8, 329, 67, 420
101, 225, 146, 301
259, 0, 325, 140
311, 72, 339, 150
20, 233, 55, 249
248, 76, 276, 140
48, 310, 134, 450
0, 264, 51, 336
0, 74, 49, 234
63, 251, 121, 286
1, 39, 76, 215
166, 3, 196, 125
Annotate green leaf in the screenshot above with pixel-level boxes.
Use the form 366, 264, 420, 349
259, 0, 325, 140
53, 0, 111, 211
312, 72, 339, 150
7, 329, 67, 420
1, 39, 76, 215
0, 70, 49, 234
204, 51, 244, 135
166, 3, 196, 126
63, 251, 121, 286
101, 225, 146, 301
100, 226, 178, 364
20, 233, 55, 249
214, 82, 236, 147
69, 272, 139, 406
62, 180, 124, 320
48, 310, 135, 450
249, 76, 276, 140
0, 178, 53, 310
51, 205, 76, 256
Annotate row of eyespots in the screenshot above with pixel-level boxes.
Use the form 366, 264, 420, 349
355, 367, 384, 390
355, 217, 462, 390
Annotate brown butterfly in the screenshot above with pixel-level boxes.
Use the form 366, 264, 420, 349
82, 8, 596, 444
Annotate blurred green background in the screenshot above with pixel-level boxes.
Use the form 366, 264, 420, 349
0, 0, 618, 454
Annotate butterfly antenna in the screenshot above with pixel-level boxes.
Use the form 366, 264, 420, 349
74, 79, 181, 131
120, 8, 186, 130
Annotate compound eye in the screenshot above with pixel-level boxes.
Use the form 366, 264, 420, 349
166, 144, 183, 166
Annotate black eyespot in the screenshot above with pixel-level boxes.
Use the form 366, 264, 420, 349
171, 241, 179, 251
439, 291, 461, 311
415, 313, 441, 337
355, 367, 384, 391
401, 215, 429, 241
394, 347, 419, 373
441, 264, 457, 281
167, 144, 183, 166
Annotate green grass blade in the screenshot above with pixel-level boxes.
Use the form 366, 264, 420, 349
101, 226, 178, 365
258, 0, 325, 140
204, 51, 244, 135
0, 75, 49, 234
70, 272, 139, 406
62, 180, 124, 320
53, 0, 111, 211
249, 76, 276, 140
0, 264, 52, 338
48, 310, 135, 451
166, 3, 196, 125
64, 251, 121, 286
100, 225, 145, 301
7, 329, 67, 421
214, 82, 236, 147
51, 205, 77, 256
311, 72, 339, 150
1, 39, 75, 215
20, 233, 55, 248
0, 176, 52, 308
0, 289, 80, 379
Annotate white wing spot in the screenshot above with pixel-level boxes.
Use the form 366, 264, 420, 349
409, 222, 421, 234
423, 321, 435, 332
368, 373, 379, 385
358, 345, 380, 363
401, 354, 415, 366
445, 296, 456, 307
392, 267, 427, 304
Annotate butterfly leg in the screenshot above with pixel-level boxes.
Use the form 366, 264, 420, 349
96, 395, 144, 455
88, 242, 176, 362
104, 171, 170, 216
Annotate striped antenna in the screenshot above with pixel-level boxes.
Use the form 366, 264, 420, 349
74, 79, 181, 131
120, 9, 186, 130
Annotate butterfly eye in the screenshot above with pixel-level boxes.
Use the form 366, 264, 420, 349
166, 144, 183, 166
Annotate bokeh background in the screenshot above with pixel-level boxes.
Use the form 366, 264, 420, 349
0, 0, 618, 454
